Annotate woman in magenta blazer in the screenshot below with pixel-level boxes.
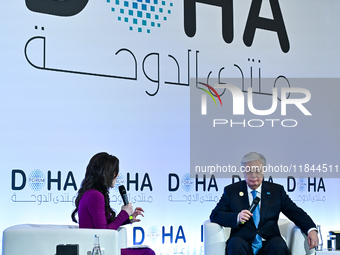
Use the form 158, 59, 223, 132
71, 152, 155, 255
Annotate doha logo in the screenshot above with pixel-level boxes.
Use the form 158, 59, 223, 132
28, 170, 46, 191
25, 0, 289, 52
25, 0, 174, 34
181, 173, 194, 192
25, 0, 89, 16
147, 225, 161, 244
112, 173, 125, 192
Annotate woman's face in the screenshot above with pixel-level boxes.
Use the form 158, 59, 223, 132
111, 176, 118, 188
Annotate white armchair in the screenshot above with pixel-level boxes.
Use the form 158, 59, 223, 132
2, 224, 127, 255
203, 219, 315, 255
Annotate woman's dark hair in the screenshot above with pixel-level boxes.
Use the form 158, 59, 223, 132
71, 152, 119, 223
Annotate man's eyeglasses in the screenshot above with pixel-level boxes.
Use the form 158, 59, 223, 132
243, 168, 263, 177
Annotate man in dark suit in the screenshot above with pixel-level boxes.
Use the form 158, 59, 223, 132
210, 152, 318, 255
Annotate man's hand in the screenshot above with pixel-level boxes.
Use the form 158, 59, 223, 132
239, 210, 252, 223
307, 230, 319, 250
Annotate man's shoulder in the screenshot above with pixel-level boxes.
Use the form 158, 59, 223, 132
262, 181, 285, 191
224, 180, 246, 191
223, 181, 285, 192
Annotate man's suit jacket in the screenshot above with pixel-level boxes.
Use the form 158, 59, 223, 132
210, 181, 316, 243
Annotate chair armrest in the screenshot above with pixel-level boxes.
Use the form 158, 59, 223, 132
279, 219, 296, 249
117, 226, 127, 248
2, 224, 122, 255
203, 220, 230, 255
278, 219, 315, 255
290, 226, 315, 255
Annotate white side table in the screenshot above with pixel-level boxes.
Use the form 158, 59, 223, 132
316, 250, 340, 255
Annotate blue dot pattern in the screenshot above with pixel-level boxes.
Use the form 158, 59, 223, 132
147, 225, 161, 244
28, 170, 46, 191
181, 173, 194, 192
106, 0, 173, 33
112, 173, 125, 192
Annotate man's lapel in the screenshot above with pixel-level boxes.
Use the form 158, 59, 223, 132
238, 181, 257, 228
259, 181, 271, 225
239, 180, 250, 209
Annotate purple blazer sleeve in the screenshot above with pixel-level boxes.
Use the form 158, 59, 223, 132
79, 189, 130, 230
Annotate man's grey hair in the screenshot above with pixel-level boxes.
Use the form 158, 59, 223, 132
241, 152, 266, 167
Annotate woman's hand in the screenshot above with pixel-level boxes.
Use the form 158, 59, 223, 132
130, 207, 145, 223
122, 203, 134, 216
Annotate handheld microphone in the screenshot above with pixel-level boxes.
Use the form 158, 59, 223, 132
241, 197, 260, 224
248, 197, 260, 213
118, 185, 133, 220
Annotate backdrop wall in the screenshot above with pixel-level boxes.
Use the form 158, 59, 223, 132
1, 1, 339, 254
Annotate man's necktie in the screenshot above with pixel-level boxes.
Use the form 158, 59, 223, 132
251, 190, 262, 255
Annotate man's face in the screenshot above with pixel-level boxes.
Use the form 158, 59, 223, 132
243, 159, 264, 190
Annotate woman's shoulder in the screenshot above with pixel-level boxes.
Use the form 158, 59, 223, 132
79, 189, 105, 211
83, 189, 104, 200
